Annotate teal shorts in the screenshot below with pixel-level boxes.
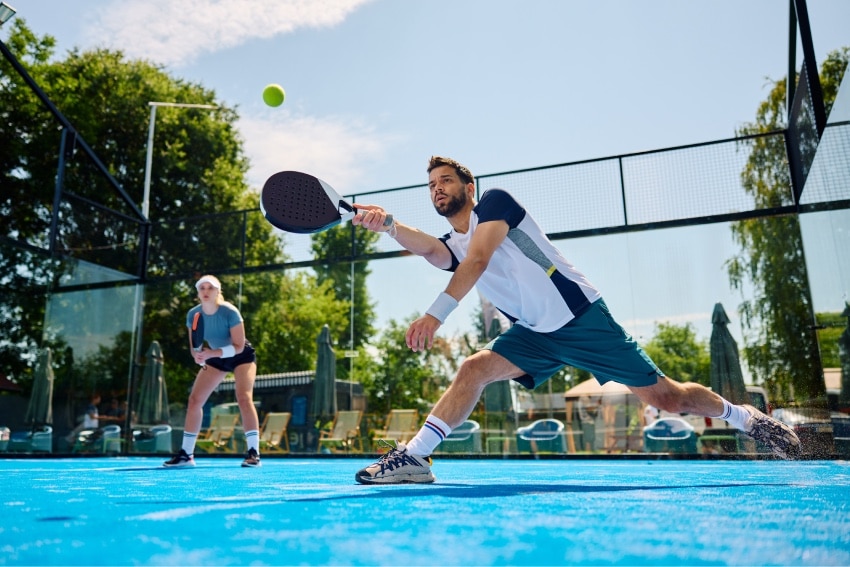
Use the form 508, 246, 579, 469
484, 299, 662, 390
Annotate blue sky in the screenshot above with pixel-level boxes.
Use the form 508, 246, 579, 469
7, 0, 850, 354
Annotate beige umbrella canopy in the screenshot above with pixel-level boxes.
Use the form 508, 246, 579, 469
564, 377, 632, 399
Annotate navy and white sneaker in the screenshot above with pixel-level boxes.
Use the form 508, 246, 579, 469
742, 404, 801, 459
163, 449, 195, 467
355, 443, 435, 484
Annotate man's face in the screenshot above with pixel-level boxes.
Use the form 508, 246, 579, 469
428, 165, 470, 218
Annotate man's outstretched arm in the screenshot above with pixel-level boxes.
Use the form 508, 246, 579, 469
352, 204, 452, 269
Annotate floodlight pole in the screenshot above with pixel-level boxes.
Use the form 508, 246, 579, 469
142, 101, 216, 218
129, 101, 216, 448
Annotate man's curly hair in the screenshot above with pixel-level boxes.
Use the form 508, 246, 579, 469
427, 156, 474, 185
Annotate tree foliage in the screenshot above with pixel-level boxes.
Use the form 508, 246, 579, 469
643, 322, 710, 387
310, 225, 381, 353
358, 317, 455, 416
728, 47, 848, 405
816, 309, 847, 369
0, 21, 366, 409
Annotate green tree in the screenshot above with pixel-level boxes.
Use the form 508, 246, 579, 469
0, 21, 62, 384
728, 47, 848, 405
311, 225, 381, 354
359, 317, 453, 416
816, 310, 846, 369
250, 270, 350, 374
74, 331, 134, 397
643, 322, 710, 387
0, 21, 337, 408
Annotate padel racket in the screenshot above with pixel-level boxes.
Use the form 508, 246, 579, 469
191, 311, 205, 367
260, 170, 392, 233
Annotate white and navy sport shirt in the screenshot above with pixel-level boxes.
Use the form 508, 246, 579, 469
439, 189, 602, 333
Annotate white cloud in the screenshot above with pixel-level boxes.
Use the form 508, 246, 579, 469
87, 0, 375, 67
239, 110, 393, 193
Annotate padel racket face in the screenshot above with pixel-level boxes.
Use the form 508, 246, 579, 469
191, 311, 204, 351
260, 171, 355, 234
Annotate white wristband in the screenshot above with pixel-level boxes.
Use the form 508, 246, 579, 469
386, 219, 398, 239
426, 292, 458, 323
220, 345, 236, 358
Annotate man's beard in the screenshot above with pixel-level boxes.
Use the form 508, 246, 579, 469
434, 191, 468, 218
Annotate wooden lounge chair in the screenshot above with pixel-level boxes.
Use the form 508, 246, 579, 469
373, 409, 420, 449
259, 412, 291, 453
195, 413, 238, 453
317, 410, 363, 453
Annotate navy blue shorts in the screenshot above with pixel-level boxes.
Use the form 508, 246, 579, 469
205, 342, 256, 373
484, 299, 662, 390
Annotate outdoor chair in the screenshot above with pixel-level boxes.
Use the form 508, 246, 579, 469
516, 418, 567, 454
259, 412, 291, 453
435, 419, 481, 454
134, 424, 173, 453
100, 424, 122, 453
318, 410, 363, 453
72, 424, 120, 454
373, 409, 420, 449
195, 413, 239, 453
643, 417, 698, 454
149, 424, 173, 453
10, 425, 53, 453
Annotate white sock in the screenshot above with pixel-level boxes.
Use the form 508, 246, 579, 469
714, 399, 750, 430
405, 415, 451, 457
245, 429, 259, 453
181, 431, 198, 455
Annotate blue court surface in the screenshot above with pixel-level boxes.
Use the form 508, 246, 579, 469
2, 457, 849, 566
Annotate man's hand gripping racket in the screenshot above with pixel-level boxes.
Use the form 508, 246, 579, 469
260, 170, 393, 233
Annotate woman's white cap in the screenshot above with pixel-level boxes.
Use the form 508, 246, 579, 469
195, 275, 221, 291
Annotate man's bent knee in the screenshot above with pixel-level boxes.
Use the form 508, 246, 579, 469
455, 350, 521, 388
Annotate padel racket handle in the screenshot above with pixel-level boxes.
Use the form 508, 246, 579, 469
343, 209, 394, 226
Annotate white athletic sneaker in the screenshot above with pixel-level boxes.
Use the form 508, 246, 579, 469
163, 449, 196, 467
355, 443, 435, 484
742, 404, 801, 459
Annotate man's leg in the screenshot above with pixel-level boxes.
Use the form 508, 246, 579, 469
629, 376, 800, 459
628, 376, 724, 417
355, 350, 524, 484
405, 350, 524, 456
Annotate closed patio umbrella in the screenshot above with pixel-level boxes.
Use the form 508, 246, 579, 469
136, 341, 170, 425
312, 325, 337, 425
25, 348, 54, 428
709, 303, 748, 405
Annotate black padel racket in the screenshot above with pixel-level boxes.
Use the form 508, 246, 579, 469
260, 170, 392, 234
191, 311, 205, 367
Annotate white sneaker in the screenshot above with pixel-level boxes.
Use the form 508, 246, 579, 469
355, 443, 435, 484
742, 404, 801, 459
